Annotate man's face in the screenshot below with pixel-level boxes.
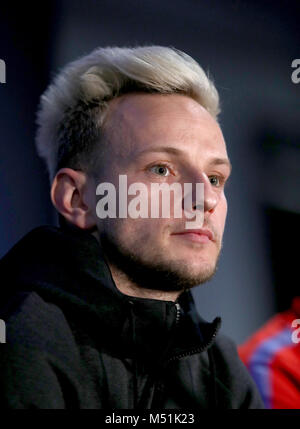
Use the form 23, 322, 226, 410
93, 93, 231, 292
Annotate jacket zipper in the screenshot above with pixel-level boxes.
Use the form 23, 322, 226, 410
166, 317, 221, 363
175, 302, 181, 326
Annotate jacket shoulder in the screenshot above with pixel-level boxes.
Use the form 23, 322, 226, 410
1, 290, 79, 363
0, 291, 84, 408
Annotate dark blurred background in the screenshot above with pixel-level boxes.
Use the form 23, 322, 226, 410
0, 0, 299, 344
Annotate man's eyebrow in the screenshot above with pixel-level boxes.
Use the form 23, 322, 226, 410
136, 146, 183, 156
136, 146, 232, 173
208, 157, 232, 173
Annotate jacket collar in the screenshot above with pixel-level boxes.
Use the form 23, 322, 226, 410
1, 224, 221, 364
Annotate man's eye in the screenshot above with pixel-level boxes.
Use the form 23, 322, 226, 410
150, 165, 171, 176
209, 176, 221, 187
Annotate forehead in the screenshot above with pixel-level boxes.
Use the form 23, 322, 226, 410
103, 93, 227, 161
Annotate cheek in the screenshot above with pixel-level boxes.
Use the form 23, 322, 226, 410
215, 194, 228, 230
221, 196, 228, 228
126, 219, 172, 251
99, 216, 164, 241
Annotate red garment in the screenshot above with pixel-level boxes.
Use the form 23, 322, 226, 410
239, 297, 300, 409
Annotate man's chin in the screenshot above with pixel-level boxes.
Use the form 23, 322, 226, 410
109, 255, 217, 293
100, 232, 219, 293
132, 262, 218, 292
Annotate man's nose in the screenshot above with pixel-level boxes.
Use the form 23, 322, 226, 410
189, 171, 219, 214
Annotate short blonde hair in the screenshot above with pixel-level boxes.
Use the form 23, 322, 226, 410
35, 46, 220, 182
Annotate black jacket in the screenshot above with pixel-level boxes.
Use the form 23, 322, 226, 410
0, 224, 264, 409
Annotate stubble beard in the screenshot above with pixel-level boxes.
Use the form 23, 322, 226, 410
99, 230, 222, 293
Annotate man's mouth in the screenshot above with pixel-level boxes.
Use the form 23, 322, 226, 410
171, 228, 214, 243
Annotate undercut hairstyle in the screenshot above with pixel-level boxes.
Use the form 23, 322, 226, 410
35, 46, 220, 182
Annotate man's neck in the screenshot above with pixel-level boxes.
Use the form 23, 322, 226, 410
91, 230, 182, 302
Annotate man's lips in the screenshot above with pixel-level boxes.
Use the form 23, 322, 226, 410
171, 229, 214, 243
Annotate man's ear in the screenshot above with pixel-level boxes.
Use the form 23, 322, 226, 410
50, 168, 97, 230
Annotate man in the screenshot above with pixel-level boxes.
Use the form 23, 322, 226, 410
0, 46, 263, 408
